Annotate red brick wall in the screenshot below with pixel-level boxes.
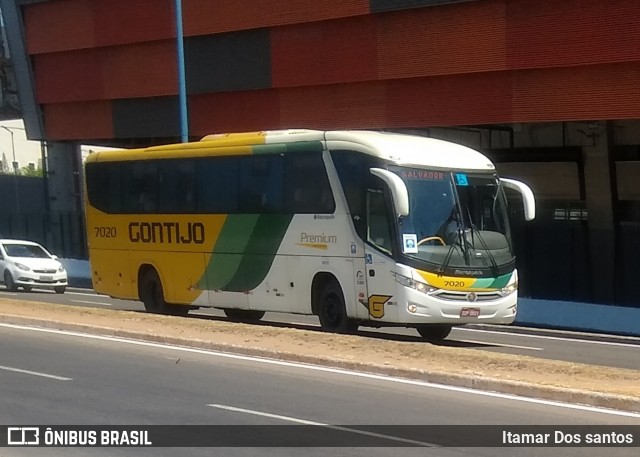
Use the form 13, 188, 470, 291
22, 0, 640, 141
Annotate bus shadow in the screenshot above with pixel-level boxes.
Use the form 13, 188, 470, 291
186, 312, 494, 348
355, 329, 494, 348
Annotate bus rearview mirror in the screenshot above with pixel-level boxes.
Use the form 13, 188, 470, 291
370, 168, 410, 217
500, 178, 536, 221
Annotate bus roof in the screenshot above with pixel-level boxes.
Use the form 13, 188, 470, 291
85, 129, 495, 172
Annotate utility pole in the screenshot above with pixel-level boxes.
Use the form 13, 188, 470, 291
175, 0, 189, 143
0, 125, 20, 212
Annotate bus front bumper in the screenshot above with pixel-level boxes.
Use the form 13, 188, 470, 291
398, 287, 518, 325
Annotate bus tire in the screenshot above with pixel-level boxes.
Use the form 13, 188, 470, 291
4, 271, 17, 292
139, 268, 188, 316
416, 324, 452, 342
316, 279, 357, 334
223, 309, 265, 323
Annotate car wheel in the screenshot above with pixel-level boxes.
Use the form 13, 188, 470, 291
316, 279, 357, 333
54, 286, 66, 294
416, 324, 452, 342
22, 285, 32, 292
223, 309, 265, 323
4, 271, 18, 292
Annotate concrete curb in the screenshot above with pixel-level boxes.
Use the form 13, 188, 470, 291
466, 324, 640, 345
2, 314, 639, 414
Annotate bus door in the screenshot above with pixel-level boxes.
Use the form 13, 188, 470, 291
363, 188, 398, 322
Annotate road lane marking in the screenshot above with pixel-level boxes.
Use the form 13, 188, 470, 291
0, 364, 72, 381
0, 292, 18, 296
71, 300, 112, 307
455, 327, 640, 348
459, 339, 543, 351
0, 323, 638, 418
208, 404, 435, 447
68, 291, 108, 298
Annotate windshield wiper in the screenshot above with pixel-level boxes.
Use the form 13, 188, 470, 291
465, 205, 499, 276
438, 225, 464, 274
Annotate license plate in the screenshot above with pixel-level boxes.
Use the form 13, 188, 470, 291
460, 307, 480, 318
39, 275, 53, 281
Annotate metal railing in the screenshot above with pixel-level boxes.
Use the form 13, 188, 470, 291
0, 210, 87, 259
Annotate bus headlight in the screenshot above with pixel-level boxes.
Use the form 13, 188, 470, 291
395, 274, 437, 294
501, 280, 518, 295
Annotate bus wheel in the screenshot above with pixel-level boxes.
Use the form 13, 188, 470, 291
317, 280, 357, 333
223, 309, 265, 323
140, 269, 169, 314
416, 324, 452, 342
139, 269, 188, 316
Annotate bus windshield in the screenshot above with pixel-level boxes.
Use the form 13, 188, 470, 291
390, 166, 514, 275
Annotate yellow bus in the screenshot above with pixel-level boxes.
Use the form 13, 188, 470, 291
84, 130, 535, 341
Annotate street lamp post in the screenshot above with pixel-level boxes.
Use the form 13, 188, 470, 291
175, 0, 189, 143
0, 125, 20, 213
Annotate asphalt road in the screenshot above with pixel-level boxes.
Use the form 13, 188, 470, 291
1, 287, 639, 370
0, 324, 638, 457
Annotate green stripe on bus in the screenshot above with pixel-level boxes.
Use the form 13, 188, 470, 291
488, 273, 512, 289
471, 278, 495, 288
284, 141, 324, 153
198, 214, 259, 290
251, 144, 287, 155
223, 213, 293, 292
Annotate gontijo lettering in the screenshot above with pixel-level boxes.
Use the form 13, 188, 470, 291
128, 222, 205, 244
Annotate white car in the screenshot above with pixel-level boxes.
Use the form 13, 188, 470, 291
0, 240, 68, 294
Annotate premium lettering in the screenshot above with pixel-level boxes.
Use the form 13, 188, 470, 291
129, 222, 205, 244
300, 232, 337, 244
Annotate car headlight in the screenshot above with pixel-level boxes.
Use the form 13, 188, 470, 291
58, 265, 65, 273
501, 280, 518, 295
395, 274, 437, 294
15, 262, 30, 271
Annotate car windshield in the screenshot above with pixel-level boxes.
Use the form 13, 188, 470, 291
389, 166, 514, 274
3, 243, 51, 259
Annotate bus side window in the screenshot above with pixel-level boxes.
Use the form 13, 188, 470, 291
85, 162, 123, 213
285, 153, 334, 214
239, 156, 284, 213
197, 157, 239, 214
367, 188, 394, 255
158, 160, 196, 213
123, 162, 158, 213
331, 150, 381, 240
